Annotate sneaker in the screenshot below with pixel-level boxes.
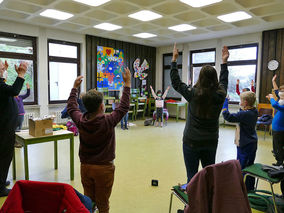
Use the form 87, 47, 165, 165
272, 161, 283, 166
0, 188, 11, 197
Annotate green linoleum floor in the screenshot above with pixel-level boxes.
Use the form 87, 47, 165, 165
0, 119, 280, 212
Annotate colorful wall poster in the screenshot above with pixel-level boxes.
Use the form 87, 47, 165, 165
133, 58, 149, 80
97, 46, 124, 91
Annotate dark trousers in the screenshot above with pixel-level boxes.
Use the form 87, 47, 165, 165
272, 131, 284, 163
120, 112, 128, 129
0, 131, 15, 190
156, 107, 163, 122
183, 143, 217, 183
237, 142, 257, 191
15, 115, 24, 131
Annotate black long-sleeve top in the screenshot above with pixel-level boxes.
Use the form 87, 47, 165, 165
170, 62, 228, 148
0, 77, 25, 133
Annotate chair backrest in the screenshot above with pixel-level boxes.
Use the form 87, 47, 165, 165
258, 103, 274, 117
97, 87, 109, 96
131, 88, 140, 98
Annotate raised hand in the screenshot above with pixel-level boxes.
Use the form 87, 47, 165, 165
251, 80, 254, 86
172, 42, 179, 62
222, 46, 229, 63
26, 83, 30, 89
15, 62, 28, 78
122, 67, 131, 87
73, 76, 83, 89
272, 75, 277, 82
167, 86, 171, 90
266, 94, 273, 100
236, 79, 240, 84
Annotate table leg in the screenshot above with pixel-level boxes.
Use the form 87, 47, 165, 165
54, 140, 58, 170
70, 136, 74, 180
176, 105, 179, 122
13, 148, 16, 180
24, 144, 29, 180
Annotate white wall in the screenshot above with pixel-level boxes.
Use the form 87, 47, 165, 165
0, 19, 86, 117
156, 32, 262, 118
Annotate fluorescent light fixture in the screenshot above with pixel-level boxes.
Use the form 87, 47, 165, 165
128, 10, 162, 22
0, 0, 3, 4
218, 11, 252, 22
0, 37, 17, 42
94, 23, 122, 31
73, 0, 111, 7
40, 9, 73, 20
179, 0, 222, 8
133, 33, 157, 39
168, 24, 196, 32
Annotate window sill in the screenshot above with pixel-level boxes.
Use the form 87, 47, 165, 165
48, 104, 67, 107
24, 105, 40, 109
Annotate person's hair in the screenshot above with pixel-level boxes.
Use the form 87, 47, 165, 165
82, 89, 103, 113
193, 65, 220, 118
242, 88, 250, 92
157, 90, 162, 95
279, 85, 284, 92
240, 91, 256, 107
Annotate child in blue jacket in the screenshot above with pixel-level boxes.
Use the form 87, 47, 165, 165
267, 87, 284, 166
222, 91, 258, 191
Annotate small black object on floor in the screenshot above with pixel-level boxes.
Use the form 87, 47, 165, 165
151, 179, 158, 186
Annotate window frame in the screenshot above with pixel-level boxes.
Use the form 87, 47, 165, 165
227, 43, 259, 104
162, 52, 182, 101
0, 31, 38, 105
190, 48, 216, 86
48, 39, 80, 104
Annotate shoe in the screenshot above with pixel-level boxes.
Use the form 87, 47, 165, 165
5, 181, 10, 186
177, 210, 184, 213
272, 161, 283, 166
125, 126, 128, 130
0, 188, 11, 197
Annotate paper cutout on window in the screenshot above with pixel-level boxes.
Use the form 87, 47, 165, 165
133, 58, 149, 80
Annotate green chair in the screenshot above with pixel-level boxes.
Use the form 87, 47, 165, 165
135, 97, 147, 119
243, 163, 283, 213
128, 103, 135, 121
147, 95, 156, 116
169, 185, 188, 213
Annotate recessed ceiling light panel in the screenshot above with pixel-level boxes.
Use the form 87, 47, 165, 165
94, 23, 122, 31
73, 0, 111, 7
217, 11, 252, 23
128, 10, 162, 22
179, 0, 222, 8
168, 24, 196, 32
133, 33, 157, 39
0, 0, 3, 4
40, 9, 74, 20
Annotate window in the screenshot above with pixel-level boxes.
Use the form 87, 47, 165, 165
227, 43, 258, 102
190, 48, 216, 86
48, 39, 80, 103
0, 32, 37, 104
163, 53, 182, 100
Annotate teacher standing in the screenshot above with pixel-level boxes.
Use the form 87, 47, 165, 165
0, 60, 27, 197
170, 44, 229, 182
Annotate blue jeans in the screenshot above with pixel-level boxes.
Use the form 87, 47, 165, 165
183, 143, 217, 183
237, 142, 257, 191
121, 113, 128, 128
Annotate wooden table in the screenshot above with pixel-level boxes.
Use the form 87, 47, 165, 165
13, 130, 74, 180
166, 102, 188, 122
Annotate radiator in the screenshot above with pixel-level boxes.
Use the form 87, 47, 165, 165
53, 111, 68, 124
23, 112, 36, 129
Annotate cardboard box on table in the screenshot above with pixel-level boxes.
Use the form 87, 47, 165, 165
29, 118, 53, 137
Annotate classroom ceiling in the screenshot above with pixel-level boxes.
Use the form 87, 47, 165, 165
0, 0, 284, 47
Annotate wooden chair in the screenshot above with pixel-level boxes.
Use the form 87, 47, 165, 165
135, 97, 147, 119
257, 103, 274, 139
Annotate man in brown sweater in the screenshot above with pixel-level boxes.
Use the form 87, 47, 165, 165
67, 68, 131, 213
